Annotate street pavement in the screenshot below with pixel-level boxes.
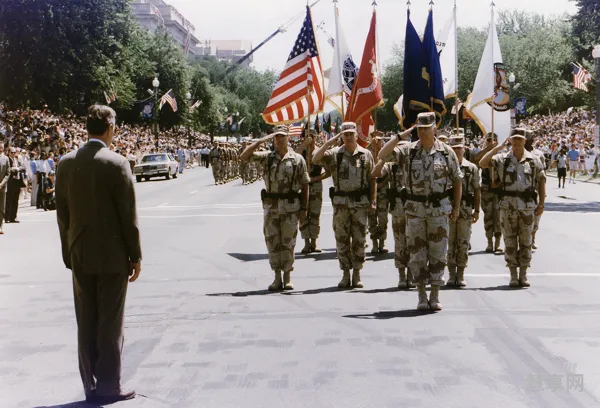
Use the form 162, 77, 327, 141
2, 164, 600, 408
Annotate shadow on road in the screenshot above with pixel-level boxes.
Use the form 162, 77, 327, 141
206, 289, 280, 297
346, 287, 405, 294
227, 253, 270, 262
465, 285, 526, 292
343, 309, 436, 319
281, 286, 342, 295
544, 201, 600, 213
366, 252, 395, 262
33, 402, 88, 408
300, 249, 339, 261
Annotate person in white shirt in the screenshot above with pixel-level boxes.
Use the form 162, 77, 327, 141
557, 150, 567, 188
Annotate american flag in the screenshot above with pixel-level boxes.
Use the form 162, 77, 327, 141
104, 90, 117, 104
573, 63, 591, 92
261, 6, 324, 125
288, 123, 305, 139
159, 89, 178, 112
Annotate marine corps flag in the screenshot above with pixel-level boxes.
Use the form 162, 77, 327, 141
345, 8, 383, 148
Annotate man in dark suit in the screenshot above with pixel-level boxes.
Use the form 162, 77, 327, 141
56, 105, 142, 404
4, 147, 24, 224
0, 143, 10, 234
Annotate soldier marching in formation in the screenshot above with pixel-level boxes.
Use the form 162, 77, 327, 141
526, 129, 546, 250
209, 141, 263, 185
367, 132, 390, 254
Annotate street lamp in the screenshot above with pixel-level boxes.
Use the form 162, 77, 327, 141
185, 92, 192, 148
152, 77, 160, 148
592, 45, 600, 173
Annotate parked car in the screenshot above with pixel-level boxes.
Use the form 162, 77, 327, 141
134, 153, 179, 182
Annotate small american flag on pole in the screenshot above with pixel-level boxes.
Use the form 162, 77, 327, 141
573, 63, 591, 92
261, 6, 324, 125
159, 89, 178, 112
288, 123, 305, 139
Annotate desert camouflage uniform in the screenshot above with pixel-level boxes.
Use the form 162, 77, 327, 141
368, 166, 389, 252
210, 146, 221, 184
299, 149, 328, 246
397, 140, 462, 286
531, 148, 546, 248
314, 145, 374, 287
480, 167, 502, 251
249, 149, 309, 279
447, 158, 480, 286
491, 149, 545, 286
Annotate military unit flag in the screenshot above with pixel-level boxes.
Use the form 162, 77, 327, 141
262, 6, 324, 125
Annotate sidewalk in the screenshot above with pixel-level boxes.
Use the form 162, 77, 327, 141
546, 169, 600, 185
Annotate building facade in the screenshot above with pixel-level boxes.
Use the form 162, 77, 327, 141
195, 40, 253, 67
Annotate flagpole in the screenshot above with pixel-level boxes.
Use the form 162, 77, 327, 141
333, 0, 345, 117
372, 0, 378, 131
454, 0, 460, 136
430, 0, 434, 112
490, 1, 498, 187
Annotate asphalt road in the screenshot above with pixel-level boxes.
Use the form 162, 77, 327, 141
2, 165, 600, 408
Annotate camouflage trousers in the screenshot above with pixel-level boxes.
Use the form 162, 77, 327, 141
333, 206, 368, 271
481, 190, 501, 239
406, 214, 449, 286
300, 192, 322, 240
391, 214, 408, 269
448, 214, 473, 268
500, 208, 534, 268
263, 210, 299, 273
368, 196, 389, 241
212, 163, 220, 183
533, 214, 542, 235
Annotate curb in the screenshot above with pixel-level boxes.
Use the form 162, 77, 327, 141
545, 171, 600, 185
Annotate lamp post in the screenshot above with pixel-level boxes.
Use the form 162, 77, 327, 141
152, 76, 160, 148
185, 91, 192, 148
508, 73, 516, 128
592, 45, 600, 174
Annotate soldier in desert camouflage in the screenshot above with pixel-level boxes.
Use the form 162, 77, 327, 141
210, 142, 221, 184
241, 125, 310, 291
526, 129, 546, 250
479, 128, 546, 288
367, 132, 390, 254
313, 122, 376, 289
446, 135, 481, 288
379, 112, 462, 311
476, 133, 503, 252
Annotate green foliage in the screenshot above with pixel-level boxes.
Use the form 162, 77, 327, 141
571, 0, 600, 58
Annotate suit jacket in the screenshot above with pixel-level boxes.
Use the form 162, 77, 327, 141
56, 141, 142, 274
0, 155, 9, 191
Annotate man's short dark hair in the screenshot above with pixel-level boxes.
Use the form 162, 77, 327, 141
86, 104, 116, 136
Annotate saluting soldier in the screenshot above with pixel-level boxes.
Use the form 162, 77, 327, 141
526, 129, 546, 250
478, 133, 503, 252
378, 113, 462, 311
479, 128, 546, 288
313, 122, 376, 289
367, 132, 390, 254
446, 135, 481, 288
241, 125, 309, 291
210, 142, 221, 184
372, 130, 415, 288
296, 130, 331, 254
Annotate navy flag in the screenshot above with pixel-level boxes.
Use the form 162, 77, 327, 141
400, 10, 429, 134
423, 9, 447, 126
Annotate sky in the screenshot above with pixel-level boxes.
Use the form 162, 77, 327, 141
167, 0, 578, 73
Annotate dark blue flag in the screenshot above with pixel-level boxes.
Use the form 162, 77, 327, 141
401, 10, 430, 136
423, 9, 447, 126
514, 97, 527, 115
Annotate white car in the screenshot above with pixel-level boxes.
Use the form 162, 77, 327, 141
134, 153, 179, 182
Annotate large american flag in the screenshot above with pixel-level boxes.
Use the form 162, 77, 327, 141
262, 6, 324, 125
573, 63, 591, 92
159, 89, 178, 112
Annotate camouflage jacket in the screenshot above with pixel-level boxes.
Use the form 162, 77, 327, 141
250, 149, 309, 213
396, 140, 463, 217
491, 149, 546, 211
314, 145, 374, 208
381, 159, 405, 216
456, 158, 481, 214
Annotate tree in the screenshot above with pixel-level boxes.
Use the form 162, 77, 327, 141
571, 0, 600, 58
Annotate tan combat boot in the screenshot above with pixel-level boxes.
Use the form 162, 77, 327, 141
283, 270, 294, 290
494, 234, 503, 252
485, 237, 494, 253
416, 284, 429, 310
338, 270, 351, 289
268, 271, 283, 291
370, 239, 378, 254
531, 233, 537, 250
398, 268, 408, 289
301, 239, 311, 254
352, 269, 364, 288
406, 269, 416, 288
509, 267, 520, 287
429, 285, 442, 311
378, 240, 389, 254
519, 267, 530, 287
311, 239, 322, 253
457, 267, 466, 288
446, 266, 457, 287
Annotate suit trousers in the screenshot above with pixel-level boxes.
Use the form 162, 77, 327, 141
5, 179, 20, 222
72, 271, 129, 396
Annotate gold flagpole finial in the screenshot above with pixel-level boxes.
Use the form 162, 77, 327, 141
406, 0, 411, 9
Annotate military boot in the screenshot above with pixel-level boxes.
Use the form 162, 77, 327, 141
519, 267, 530, 287
406, 269, 416, 289
301, 239, 312, 254
283, 271, 294, 290
310, 239, 322, 253
416, 284, 429, 311
494, 234, 503, 252
429, 285, 443, 311
509, 267, 520, 288
457, 267, 467, 288
485, 237, 494, 253
268, 271, 283, 291
532, 233, 537, 250
352, 269, 364, 289
370, 239, 378, 254
338, 270, 351, 289
446, 266, 457, 287
398, 268, 408, 289
378, 240, 389, 254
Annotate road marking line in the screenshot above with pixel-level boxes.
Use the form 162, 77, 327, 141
465, 273, 600, 277
157, 202, 170, 207
190, 190, 198, 195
